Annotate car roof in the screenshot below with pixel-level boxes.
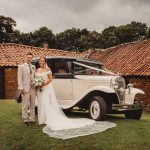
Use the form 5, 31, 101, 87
32, 56, 103, 66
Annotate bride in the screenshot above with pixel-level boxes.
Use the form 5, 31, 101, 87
36, 57, 116, 139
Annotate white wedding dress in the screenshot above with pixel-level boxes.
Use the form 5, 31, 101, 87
36, 71, 116, 139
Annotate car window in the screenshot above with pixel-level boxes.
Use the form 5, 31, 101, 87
74, 63, 102, 75
52, 60, 73, 78
52, 61, 68, 74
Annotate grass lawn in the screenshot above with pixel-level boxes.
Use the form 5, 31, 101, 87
0, 100, 150, 150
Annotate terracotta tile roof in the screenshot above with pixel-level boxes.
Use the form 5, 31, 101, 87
0, 43, 88, 67
89, 40, 150, 77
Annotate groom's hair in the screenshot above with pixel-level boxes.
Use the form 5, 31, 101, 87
26, 51, 33, 56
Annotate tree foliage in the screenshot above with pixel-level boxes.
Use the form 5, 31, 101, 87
101, 26, 119, 48
0, 15, 16, 43
1, 15, 150, 51
115, 21, 147, 43
29, 27, 55, 47
55, 28, 89, 51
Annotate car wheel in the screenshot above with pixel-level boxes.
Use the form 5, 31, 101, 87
125, 109, 142, 120
89, 96, 107, 121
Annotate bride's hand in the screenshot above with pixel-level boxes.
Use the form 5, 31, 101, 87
42, 82, 48, 87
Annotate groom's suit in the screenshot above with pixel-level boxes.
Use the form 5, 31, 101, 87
18, 62, 36, 122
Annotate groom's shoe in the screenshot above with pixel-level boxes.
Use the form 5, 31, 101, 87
29, 120, 36, 124
29, 121, 36, 124
23, 122, 29, 126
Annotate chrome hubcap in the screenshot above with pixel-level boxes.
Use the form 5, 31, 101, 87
90, 101, 100, 119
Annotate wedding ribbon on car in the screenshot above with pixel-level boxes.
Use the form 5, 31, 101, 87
73, 61, 116, 76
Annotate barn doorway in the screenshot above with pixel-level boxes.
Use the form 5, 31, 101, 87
0, 68, 5, 99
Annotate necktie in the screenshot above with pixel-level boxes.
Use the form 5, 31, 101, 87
28, 64, 32, 74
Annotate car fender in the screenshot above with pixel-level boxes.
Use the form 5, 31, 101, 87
125, 88, 144, 104
75, 86, 116, 104
83, 86, 116, 96
77, 85, 115, 99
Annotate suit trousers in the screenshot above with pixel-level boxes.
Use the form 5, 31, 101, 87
21, 88, 36, 122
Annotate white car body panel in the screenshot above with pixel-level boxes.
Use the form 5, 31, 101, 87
52, 79, 73, 100
53, 75, 117, 109
124, 88, 145, 104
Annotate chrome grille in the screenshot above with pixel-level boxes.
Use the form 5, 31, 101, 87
115, 77, 126, 101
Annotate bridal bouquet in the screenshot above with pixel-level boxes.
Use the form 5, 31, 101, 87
32, 76, 44, 92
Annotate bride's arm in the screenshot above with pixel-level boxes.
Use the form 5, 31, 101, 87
42, 69, 52, 87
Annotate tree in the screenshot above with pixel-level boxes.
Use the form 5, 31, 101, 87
0, 15, 16, 43
80, 31, 105, 49
101, 26, 119, 48
55, 28, 89, 51
28, 27, 55, 48
115, 21, 147, 44
130, 21, 147, 39
18, 32, 32, 45
146, 27, 150, 39
1, 15, 149, 51
101, 21, 148, 48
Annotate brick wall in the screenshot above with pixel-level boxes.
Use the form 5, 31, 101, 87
5, 68, 18, 99
127, 77, 150, 111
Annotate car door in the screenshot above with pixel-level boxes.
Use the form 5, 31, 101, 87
50, 59, 73, 100
72, 62, 87, 100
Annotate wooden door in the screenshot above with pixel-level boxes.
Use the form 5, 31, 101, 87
0, 68, 5, 99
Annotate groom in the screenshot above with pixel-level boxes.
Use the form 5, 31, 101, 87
18, 51, 36, 126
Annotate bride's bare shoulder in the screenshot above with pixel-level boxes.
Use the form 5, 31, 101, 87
46, 67, 50, 71
46, 67, 52, 73
46, 67, 51, 71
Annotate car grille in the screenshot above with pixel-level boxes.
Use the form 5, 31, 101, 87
115, 77, 126, 102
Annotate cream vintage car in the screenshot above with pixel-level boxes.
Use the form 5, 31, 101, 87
32, 57, 144, 121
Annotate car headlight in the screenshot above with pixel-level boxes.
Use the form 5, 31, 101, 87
127, 83, 133, 89
112, 82, 119, 89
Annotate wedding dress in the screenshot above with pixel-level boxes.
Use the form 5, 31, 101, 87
36, 71, 116, 139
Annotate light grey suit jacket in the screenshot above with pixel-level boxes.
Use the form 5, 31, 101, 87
18, 62, 36, 93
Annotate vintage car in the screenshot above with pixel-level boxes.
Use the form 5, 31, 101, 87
32, 56, 144, 121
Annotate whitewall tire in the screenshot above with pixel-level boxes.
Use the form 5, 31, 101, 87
89, 96, 107, 121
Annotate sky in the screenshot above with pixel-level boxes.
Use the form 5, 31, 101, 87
0, 0, 150, 33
